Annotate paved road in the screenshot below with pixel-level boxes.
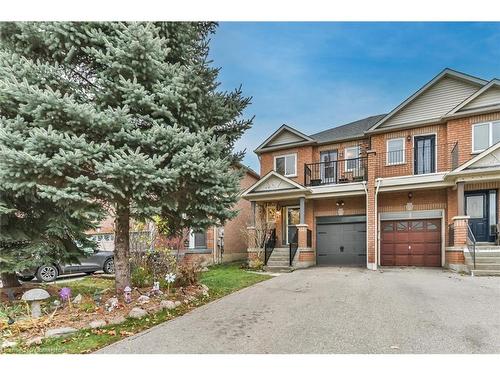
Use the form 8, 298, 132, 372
99, 267, 500, 354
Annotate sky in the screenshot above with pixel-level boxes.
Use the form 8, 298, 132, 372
208, 22, 500, 171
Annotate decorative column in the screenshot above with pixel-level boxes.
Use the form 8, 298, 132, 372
457, 182, 465, 216
246, 201, 259, 260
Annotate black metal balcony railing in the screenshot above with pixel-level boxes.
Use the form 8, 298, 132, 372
304, 157, 368, 186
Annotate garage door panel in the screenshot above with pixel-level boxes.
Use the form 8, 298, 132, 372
316, 220, 366, 266
380, 219, 441, 267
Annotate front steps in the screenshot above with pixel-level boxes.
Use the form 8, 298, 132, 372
264, 247, 294, 272
464, 246, 500, 276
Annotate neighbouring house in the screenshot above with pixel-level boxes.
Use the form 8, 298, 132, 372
182, 163, 260, 265
242, 68, 500, 276
88, 163, 260, 266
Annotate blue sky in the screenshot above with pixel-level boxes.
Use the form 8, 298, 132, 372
209, 22, 500, 171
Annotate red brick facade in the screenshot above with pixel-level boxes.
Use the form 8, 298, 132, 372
248, 108, 500, 272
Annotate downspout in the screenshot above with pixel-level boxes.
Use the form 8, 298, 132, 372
374, 178, 382, 270
213, 226, 218, 264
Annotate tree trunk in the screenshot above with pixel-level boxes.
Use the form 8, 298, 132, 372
1, 272, 21, 288
114, 201, 131, 296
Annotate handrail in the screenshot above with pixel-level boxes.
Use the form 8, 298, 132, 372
467, 224, 476, 270
264, 229, 276, 265
289, 230, 298, 267
304, 156, 368, 186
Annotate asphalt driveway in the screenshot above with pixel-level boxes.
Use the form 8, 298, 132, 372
99, 267, 500, 354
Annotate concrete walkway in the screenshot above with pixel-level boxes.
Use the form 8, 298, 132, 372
99, 267, 500, 354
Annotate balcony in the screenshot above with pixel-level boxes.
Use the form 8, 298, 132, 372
376, 141, 458, 178
304, 157, 368, 186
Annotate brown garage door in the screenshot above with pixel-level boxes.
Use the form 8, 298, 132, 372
380, 219, 441, 267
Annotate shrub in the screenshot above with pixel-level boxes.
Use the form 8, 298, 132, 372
175, 262, 201, 287
248, 258, 264, 270
130, 248, 177, 288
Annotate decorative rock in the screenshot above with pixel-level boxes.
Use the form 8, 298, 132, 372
174, 301, 181, 307
72, 294, 83, 304
137, 295, 150, 305
200, 284, 209, 292
26, 336, 43, 347
21, 288, 51, 318
53, 300, 61, 307
160, 300, 176, 310
105, 297, 119, 312
1, 340, 17, 349
201, 267, 209, 272
89, 319, 107, 329
108, 315, 126, 325
128, 307, 147, 319
45, 327, 77, 338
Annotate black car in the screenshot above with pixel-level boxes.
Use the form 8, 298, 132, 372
17, 248, 114, 282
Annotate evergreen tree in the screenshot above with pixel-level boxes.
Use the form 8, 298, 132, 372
0, 22, 252, 293
0, 189, 101, 287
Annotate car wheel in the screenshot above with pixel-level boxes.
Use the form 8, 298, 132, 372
36, 265, 59, 282
103, 259, 114, 274
17, 275, 34, 282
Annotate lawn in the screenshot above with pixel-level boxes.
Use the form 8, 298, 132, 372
3, 263, 271, 354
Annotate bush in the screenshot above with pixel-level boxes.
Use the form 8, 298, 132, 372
175, 262, 201, 287
130, 248, 177, 288
248, 258, 264, 270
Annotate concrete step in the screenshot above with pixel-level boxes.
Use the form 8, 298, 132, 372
263, 266, 294, 273
472, 263, 500, 270
266, 260, 290, 267
467, 250, 500, 256
465, 257, 500, 264
471, 269, 500, 276
268, 255, 290, 260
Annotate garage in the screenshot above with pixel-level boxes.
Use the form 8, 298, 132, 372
316, 215, 367, 266
380, 219, 441, 267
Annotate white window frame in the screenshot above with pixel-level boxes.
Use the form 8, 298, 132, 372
386, 138, 405, 166
472, 121, 500, 153
274, 153, 297, 177
344, 146, 360, 172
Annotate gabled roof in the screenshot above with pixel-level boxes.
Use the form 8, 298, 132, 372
367, 68, 487, 133
254, 124, 315, 154
310, 114, 386, 144
241, 171, 308, 197
447, 141, 500, 177
444, 79, 500, 119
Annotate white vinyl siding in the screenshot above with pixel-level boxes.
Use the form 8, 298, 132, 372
344, 146, 360, 171
462, 86, 500, 111
472, 121, 500, 153
381, 77, 480, 128
274, 154, 297, 177
267, 130, 306, 147
386, 138, 405, 165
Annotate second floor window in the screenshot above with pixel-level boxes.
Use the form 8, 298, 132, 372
473, 121, 500, 153
274, 154, 297, 177
386, 138, 405, 165
344, 146, 360, 171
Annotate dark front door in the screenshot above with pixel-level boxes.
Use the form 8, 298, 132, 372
414, 135, 436, 175
465, 191, 489, 242
320, 150, 338, 184
316, 220, 367, 266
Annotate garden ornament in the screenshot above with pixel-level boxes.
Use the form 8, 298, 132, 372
124, 286, 132, 304
59, 287, 72, 304
164, 272, 176, 295
21, 288, 50, 318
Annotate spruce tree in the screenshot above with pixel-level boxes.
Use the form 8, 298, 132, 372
0, 22, 252, 293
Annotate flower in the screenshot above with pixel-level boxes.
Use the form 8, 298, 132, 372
164, 272, 176, 284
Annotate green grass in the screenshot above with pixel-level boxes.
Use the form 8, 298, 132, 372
45, 277, 114, 296
4, 262, 271, 354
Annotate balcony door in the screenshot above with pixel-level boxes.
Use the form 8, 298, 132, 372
414, 135, 436, 175
320, 150, 337, 184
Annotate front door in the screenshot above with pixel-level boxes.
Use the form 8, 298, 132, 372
286, 207, 300, 244
414, 135, 436, 174
465, 191, 489, 242
320, 150, 337, 184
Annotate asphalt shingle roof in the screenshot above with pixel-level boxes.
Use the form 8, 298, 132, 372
309, 114, 387, 143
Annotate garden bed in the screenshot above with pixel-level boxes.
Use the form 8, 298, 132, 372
0, 263, 272, 354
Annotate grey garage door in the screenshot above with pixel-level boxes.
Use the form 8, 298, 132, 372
316, 216, 367, 266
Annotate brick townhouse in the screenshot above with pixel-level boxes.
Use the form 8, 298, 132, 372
242, 68, 500, 275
